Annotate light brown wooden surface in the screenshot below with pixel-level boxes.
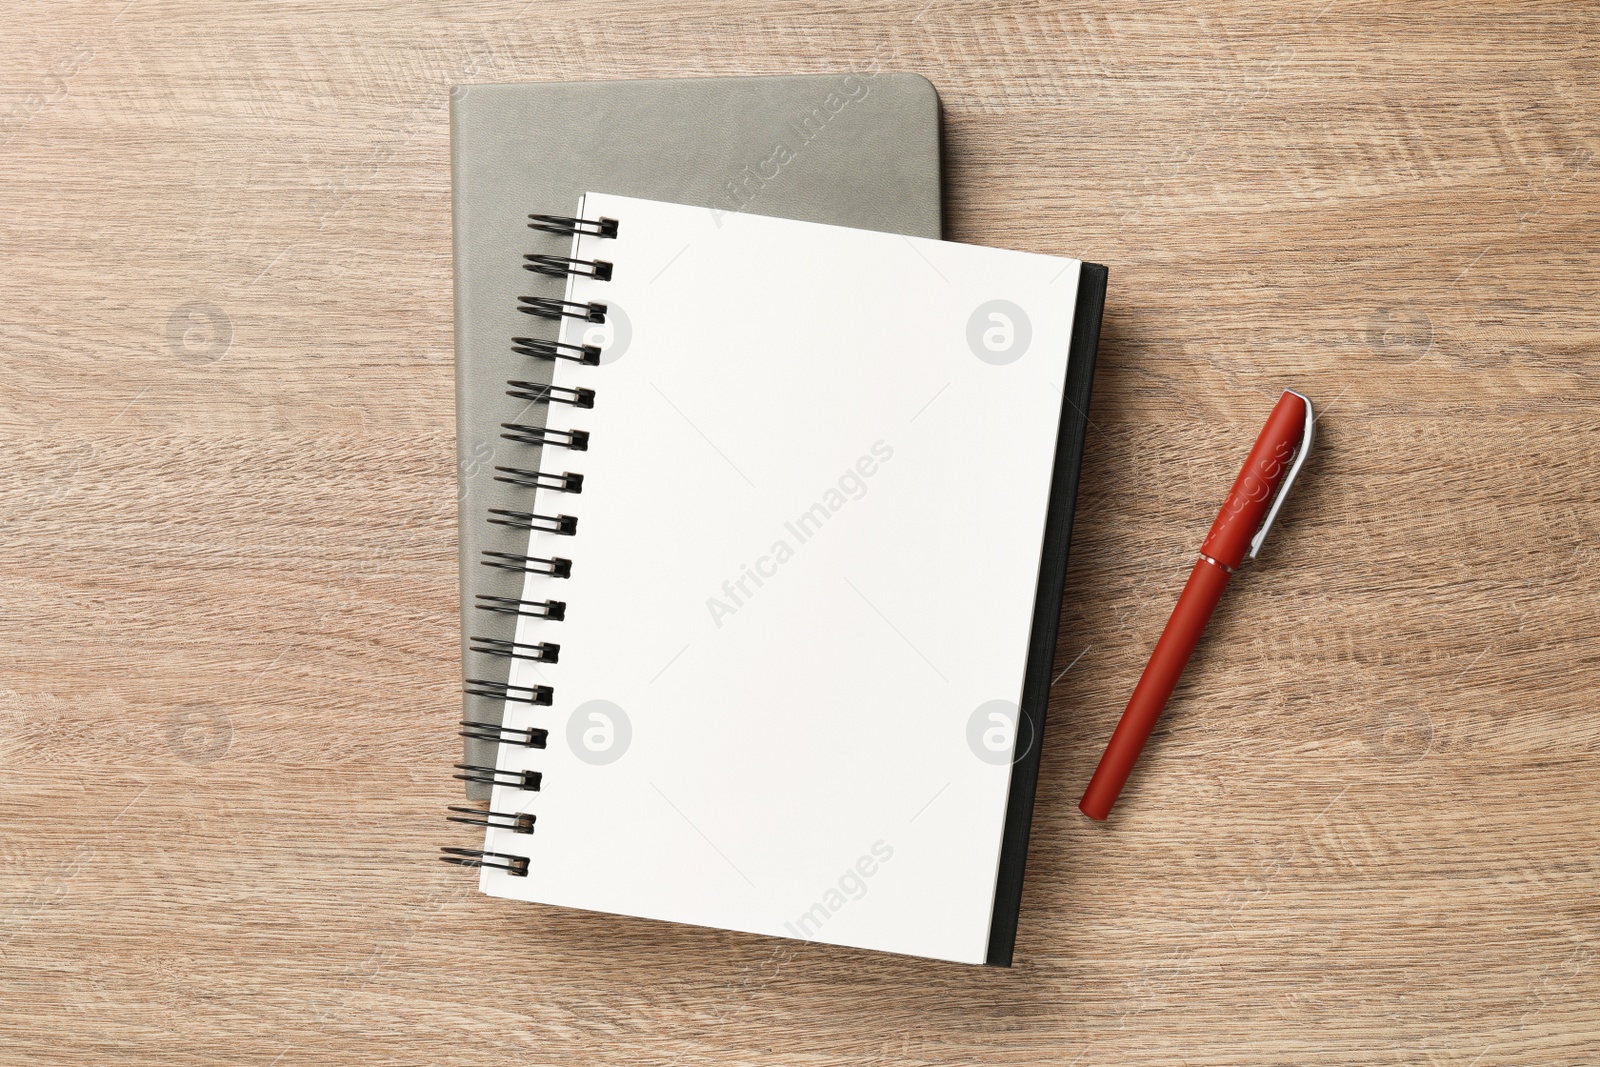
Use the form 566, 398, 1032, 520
2, 2, 1597, 1064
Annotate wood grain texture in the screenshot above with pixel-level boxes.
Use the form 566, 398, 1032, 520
2, 2, 1596, 1064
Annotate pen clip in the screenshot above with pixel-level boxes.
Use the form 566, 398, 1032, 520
1246, 390, 1315, 560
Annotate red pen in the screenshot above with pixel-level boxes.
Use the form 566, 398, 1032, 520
1079, 390, 1315, 821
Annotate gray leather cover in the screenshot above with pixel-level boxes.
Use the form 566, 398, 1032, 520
452, 74, 943, 796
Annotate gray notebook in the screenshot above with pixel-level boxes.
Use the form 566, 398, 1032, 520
452, 74, 944, 797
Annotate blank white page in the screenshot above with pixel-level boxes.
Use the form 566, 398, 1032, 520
478, 193, 1081, 964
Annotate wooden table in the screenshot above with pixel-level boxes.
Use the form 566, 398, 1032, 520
3, 3, 1596, 1064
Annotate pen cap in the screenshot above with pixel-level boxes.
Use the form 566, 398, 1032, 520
1199, 392, 1308, 569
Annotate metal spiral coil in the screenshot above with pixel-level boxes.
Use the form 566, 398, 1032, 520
524, 253, 612, 281
518, 295, 607, 322
500, 423, 591, 451
512, 336, 603, 366
506, 381, 596, 408
464, 679, 554, 706
468, 637, 560, 663
454, 764, 543, 791
487, 508, 578, 535
528, 213, 619, 238
493, 467, 583, 493
447, 805, 538, 833
440, 846, 530, 876
481, 551, 572, 578
450, 210, 614, 880
458, 721, 549, 749
475, 594, 567, 620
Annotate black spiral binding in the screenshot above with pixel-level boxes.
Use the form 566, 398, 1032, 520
506, 382, 595, 408
528, 213, 619, 238
458, 720, 549, 748
524, 254, 612, 281
519, 296, 607, 322
476, 594, 567, 620
442, 210, 617, 879
440, 847, 530, 875
463, 680, 554, 706
512, 337, 603, 366
447, 806, 538, 833
501, 423, 591, 450
482, 551, 572, 578
454, 765, 544, 791
487, 509, 579, 535
469, 637, 560, 663
494, 467, 584, 493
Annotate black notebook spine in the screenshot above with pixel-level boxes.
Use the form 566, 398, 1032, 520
983, 262, 1107, 966
441, 211, 618, 879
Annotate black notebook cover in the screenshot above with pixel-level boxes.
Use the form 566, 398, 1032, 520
985, 262, 1107, 966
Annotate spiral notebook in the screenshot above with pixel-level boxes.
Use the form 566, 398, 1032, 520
452, 75, 945, 796
445, 193, 1106, 966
